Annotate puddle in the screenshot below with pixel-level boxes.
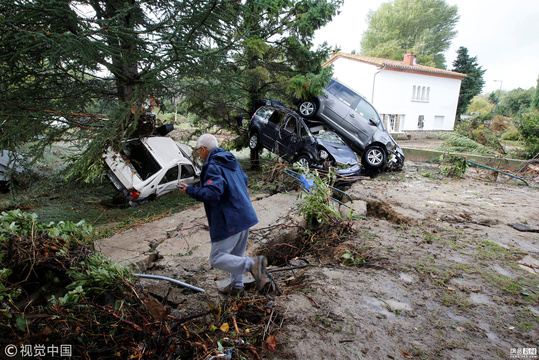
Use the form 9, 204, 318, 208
527, 306, 539, 317
470, 293, 494, 305
361, 296, 413, 317
384, 299, 413, 311
446, 311, 469, 322
478, 321, 500, 343
361, 296, 394, 318
492, 264, 512, 277
399, 272, 415, 283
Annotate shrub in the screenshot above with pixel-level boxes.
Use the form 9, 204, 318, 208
439, 153, 469, 178
500, 127, 520, 141
491, 115, 511, 132
452, 114, 506, 155
295, 166, 351, 226
437, 132, 498, 156
515, 111, 539, 158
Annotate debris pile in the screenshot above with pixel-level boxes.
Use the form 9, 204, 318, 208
0, 210, 285, 359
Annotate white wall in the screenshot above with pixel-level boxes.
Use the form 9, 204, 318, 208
331, 58, 462, 132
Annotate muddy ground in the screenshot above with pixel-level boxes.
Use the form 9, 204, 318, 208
97, 160, 539, 360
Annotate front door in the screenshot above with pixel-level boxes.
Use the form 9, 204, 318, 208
261, 109, 284, 151
156, 165, 180, 196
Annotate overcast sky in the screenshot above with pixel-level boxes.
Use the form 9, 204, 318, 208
312, 0, 539, 94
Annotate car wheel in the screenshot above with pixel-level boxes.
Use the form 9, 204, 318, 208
362, 146, 386, 169
249, 131, 260, 150
298, 99, 318, 119
296, 155, 311, 169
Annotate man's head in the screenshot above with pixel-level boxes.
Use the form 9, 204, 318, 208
195, 134, 218, 162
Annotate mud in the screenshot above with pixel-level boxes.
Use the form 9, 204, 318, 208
97, 160, 539, 359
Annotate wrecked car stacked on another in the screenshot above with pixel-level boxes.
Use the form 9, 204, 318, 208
297, 78, 404, 171
249, 102, 362, 177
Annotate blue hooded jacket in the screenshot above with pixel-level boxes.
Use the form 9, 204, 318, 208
186, 147, 258, 242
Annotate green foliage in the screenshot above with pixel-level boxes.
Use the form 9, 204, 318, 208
287, 68, 334, 101
515, 111, 539, 158
0, 209, 100, 319
296, 167, 346, 226
466, 95, 493, 115
441, 114, 506, 155
1, 0, 245, 180
0, 267, 21, 306
533, 77, 539, 110
437, 132, 499, 156
341, 250, 366, 267
500, 127, 520, 141
181, 0, 343, 145
492, 88, 536, 116
50, 253, 134, 305
360, 0, 459, 68
452, 47, 486, 119
0, 209, 94, 242
439, 153, 468, 178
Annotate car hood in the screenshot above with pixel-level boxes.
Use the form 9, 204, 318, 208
317, 139, 358, 165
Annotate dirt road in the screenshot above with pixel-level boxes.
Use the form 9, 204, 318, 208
98, 161, 539, 359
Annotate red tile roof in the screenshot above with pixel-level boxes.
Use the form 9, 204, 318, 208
324, 52, 467, 80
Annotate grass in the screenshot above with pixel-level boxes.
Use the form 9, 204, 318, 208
1, 179, 199, 238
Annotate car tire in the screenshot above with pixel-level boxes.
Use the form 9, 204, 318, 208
362, 146, 386, 169
249, 131, 261, 150
298, 99, 318, 119
296, 155, 311, 169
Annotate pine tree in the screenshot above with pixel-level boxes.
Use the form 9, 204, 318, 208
180, 0, 342, 141
0, 0, 241, 180
452, 46, 486, 120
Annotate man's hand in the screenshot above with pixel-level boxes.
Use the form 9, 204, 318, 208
179, 182, 188, 195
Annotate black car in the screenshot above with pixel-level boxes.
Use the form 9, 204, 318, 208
249, 103, 361, 177
297, 78, 404, 171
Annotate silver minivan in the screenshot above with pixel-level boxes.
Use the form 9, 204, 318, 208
297, 79, 404, 171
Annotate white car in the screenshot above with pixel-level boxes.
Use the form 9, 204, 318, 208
103, 136, 200, 204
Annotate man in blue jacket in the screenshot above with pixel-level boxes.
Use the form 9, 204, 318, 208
180, 134, 267, 295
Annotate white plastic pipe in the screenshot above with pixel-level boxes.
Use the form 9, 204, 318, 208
135, 273, 205, 293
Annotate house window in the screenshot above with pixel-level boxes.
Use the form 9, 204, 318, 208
412, 86, 430, 102
418, 115, 424, 129
388, 115, 396, 132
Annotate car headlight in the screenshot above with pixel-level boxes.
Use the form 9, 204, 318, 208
386, 141, 396, 152
320, 149, 329, 160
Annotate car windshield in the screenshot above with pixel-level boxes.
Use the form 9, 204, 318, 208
314, 131, 345, 145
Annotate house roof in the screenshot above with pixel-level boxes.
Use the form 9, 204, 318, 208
324, 52, 467, 80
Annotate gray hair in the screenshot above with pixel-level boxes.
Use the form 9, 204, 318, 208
197, 134, 218, 151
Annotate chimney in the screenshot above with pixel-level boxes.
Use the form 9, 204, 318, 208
403, 52, 416, 66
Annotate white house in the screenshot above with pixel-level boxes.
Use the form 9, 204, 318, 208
324, 52, 466, 136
